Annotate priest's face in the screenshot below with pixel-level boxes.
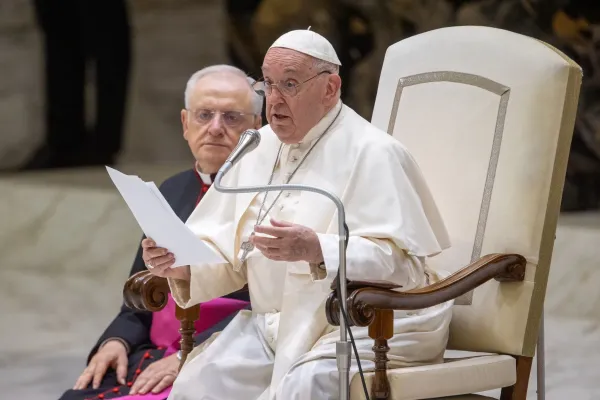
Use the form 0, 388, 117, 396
261, 48, 341, 143
181, 72, 262, 174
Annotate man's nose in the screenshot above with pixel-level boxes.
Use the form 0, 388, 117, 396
207, 113, 225, 134
268, 87, 285, 104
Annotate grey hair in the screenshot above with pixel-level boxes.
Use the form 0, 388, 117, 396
184, 65, 263, 114
312, 58, 340, 74
312, 58, 341, 97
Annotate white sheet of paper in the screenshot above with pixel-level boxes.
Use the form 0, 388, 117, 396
105, 166, 226, 267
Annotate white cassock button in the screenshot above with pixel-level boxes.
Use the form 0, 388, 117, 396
268, 319, 273, 326
290, 155, 298, 162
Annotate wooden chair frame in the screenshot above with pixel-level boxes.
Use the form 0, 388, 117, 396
122, 255, 540, 398
122, 271, 199, 370
325, 253, 532, 400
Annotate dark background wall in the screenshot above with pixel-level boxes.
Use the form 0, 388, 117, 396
226, 0, 600, 212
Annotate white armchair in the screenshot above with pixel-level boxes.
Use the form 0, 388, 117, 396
326, 25, 582, 399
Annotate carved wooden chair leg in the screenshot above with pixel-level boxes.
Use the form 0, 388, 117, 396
537, 312, 546, 400
500, 356, 533, 400
368, 309, 394, 400
175, 304, 200, 371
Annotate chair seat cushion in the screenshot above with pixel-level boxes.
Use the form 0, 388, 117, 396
350, 351, 516, 400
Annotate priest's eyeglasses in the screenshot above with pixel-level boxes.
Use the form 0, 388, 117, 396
187, 109, 255, 128
253, 71, 332, 97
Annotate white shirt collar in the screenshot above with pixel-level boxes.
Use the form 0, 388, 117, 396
195, 165, 213, 185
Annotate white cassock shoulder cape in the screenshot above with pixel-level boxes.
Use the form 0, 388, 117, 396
168, 101, 451, 393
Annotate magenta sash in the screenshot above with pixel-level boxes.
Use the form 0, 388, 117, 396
112, 294, 248, 400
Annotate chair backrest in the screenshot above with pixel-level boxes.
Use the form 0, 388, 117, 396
371, 26, 582, 357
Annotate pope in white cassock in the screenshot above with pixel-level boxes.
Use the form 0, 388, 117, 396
142, 29, 454, 400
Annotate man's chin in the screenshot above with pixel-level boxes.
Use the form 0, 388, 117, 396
271, 126, 297, 143
202, 144, 229, 150
198, 145, 231, 158
196, 150, 230, 170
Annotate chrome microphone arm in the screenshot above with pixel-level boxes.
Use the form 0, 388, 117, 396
214, 162, 352, 400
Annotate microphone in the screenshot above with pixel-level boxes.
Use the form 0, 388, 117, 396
219, 129, 261, 176
214, 133, 352, 400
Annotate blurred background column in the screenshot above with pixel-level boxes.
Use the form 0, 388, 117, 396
22, 0, 131, 170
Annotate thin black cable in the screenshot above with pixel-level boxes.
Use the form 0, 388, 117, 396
336, 222, 370, 400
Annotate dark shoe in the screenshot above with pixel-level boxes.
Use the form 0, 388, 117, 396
19, 145, 73, 170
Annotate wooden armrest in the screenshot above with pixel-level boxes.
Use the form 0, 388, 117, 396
123, 270, 171, 312
330, 277, 403, 292
326, 253, 526, 327
122, 270, 199, 369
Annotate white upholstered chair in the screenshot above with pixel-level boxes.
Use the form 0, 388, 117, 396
326, 26, 582, 399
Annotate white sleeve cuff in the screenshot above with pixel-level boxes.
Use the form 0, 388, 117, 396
311, 233, 341, 282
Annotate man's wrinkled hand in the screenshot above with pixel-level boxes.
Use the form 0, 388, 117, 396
141, 238, 191, 281
74, 340, 128, 390
129, 352, 179, 395
251, 219, 324, 264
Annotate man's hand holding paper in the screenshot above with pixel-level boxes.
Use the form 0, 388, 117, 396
141, 238, 191, 281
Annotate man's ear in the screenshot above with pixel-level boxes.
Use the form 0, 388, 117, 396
181, 109, 189, 139
326, 74, 342, 102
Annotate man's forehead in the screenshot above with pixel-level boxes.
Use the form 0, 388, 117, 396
196, 72, 247, 87
262, 63, 311, 79
190, 74, 252, 108
262, 48, 312, 73
262, 65, 301, 73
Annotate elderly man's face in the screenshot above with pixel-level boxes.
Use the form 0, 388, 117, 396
261, 48, 340, 144
181, 73, 262, 173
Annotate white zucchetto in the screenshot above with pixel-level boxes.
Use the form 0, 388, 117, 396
269, 29, 342, 66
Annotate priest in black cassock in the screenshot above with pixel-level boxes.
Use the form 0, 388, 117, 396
58, 65, 264, 400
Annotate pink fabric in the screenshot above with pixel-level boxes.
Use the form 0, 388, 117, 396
111, 295, 249, 400
108, 392, 175, 400
149, 294, 249, 351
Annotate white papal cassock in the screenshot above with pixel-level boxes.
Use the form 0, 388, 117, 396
166, 100, 454, 400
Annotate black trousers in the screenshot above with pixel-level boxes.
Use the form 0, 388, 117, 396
58, 346, 167, 400
33, 0, 131, 156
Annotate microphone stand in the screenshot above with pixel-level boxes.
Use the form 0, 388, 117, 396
214, 161, 352, 400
